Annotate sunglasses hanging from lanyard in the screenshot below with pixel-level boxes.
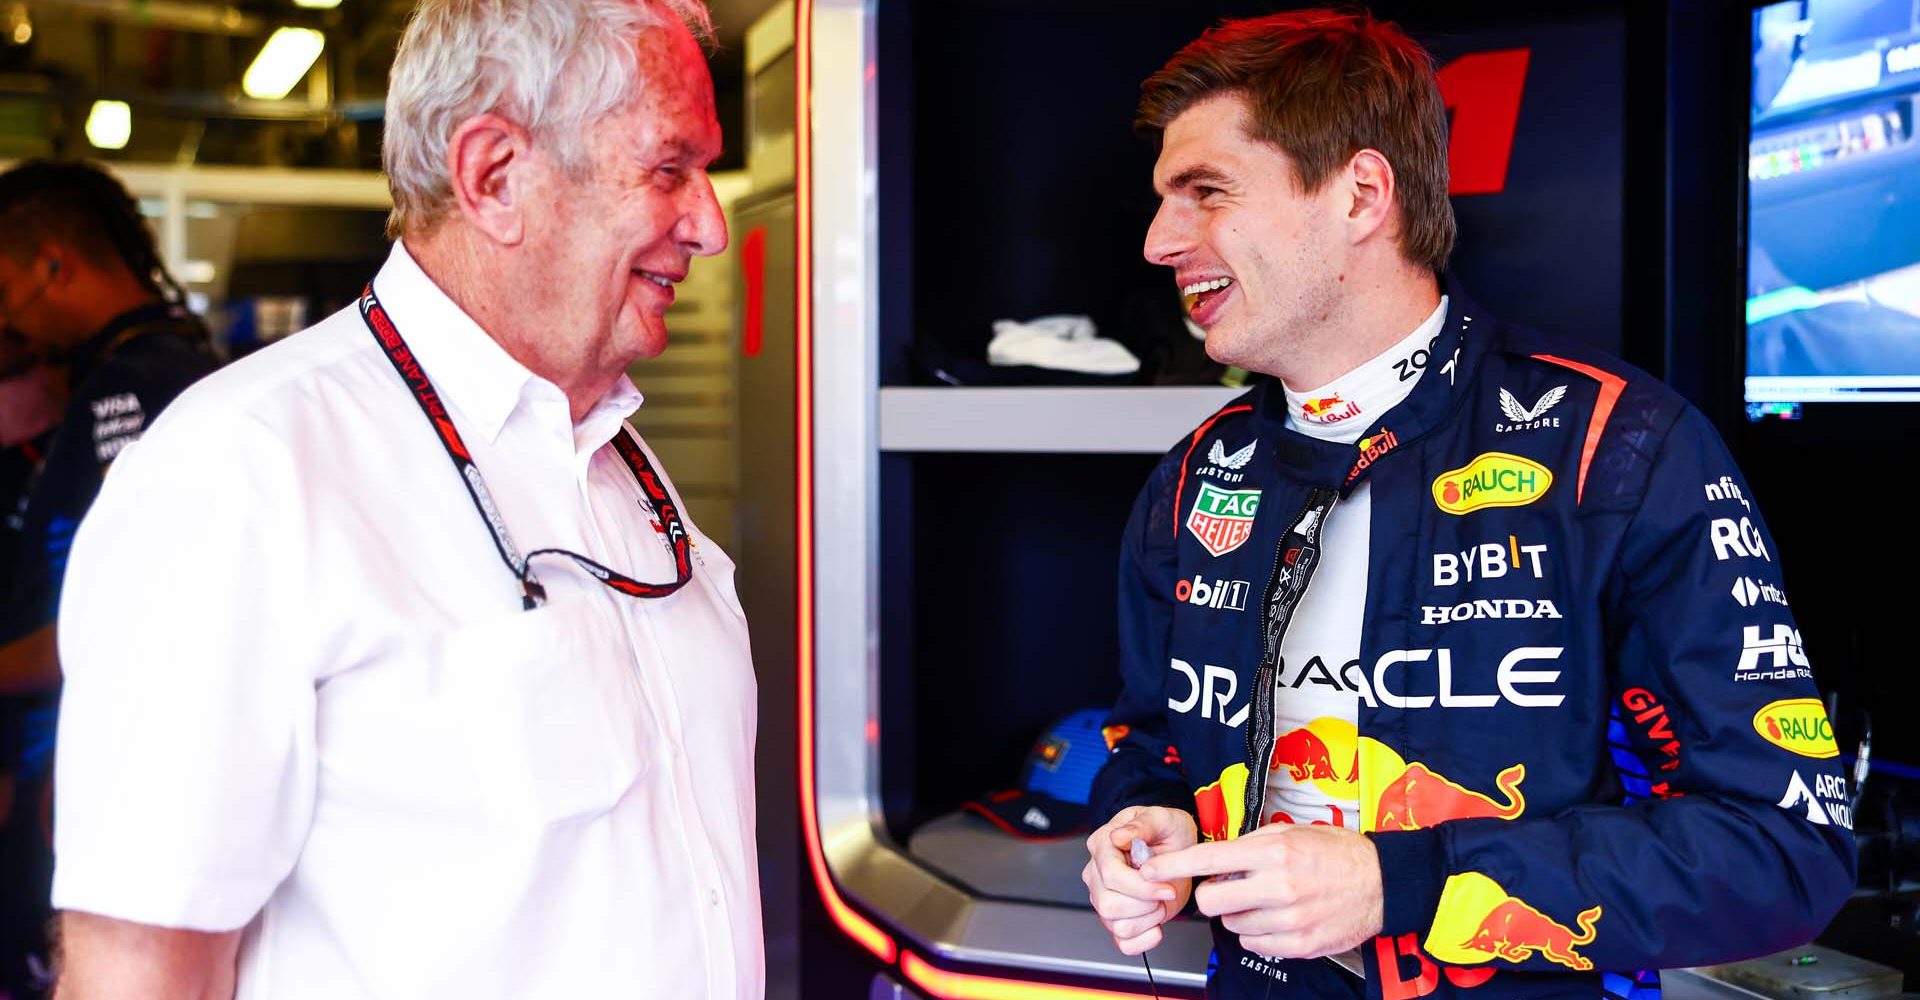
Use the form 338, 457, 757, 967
357, 283, 693, 611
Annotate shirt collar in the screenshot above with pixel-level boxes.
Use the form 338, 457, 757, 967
1284, 296, 1448, 444
370, 241, 645, 449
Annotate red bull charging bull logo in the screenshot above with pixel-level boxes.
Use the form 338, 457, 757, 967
1375, 763, 1527, 831
1266, 718, 1361, 826
1301, 393, 1362, 424
1426, 872, 1602, 973
1356, 739, 1527, 833
1192, 763, 1250, 842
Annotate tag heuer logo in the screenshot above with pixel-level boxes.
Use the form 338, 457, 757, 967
1188, 483, 1261, 556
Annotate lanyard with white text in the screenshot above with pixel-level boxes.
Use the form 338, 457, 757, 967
357, 282, 692, 610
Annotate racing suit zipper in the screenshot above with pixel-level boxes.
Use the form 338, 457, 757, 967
1240, 487, 1340, 836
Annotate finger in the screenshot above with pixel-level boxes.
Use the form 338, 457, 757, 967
1090, 888, 1160, 924
1113, 923, 1164, 956
1106, 907, 1169, 942
1140, 839, 1263, 882
1096, 846, 1177, 901
1192, 871, 1289, 918
1221, 907, 1296, 938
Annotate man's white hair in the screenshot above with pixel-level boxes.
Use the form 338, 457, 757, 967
382, 0, 714, 238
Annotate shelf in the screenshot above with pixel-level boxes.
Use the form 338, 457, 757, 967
878, 386, 1247, 454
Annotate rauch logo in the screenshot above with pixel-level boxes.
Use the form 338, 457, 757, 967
1432, 453, 1552, 515
1752, 699, 1838, 759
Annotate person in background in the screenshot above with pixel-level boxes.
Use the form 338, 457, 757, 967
0, 163, 216, 1000
0, 160, 219, 696
0, 333, 62, 1000
49, 1, 761, 998
1082, 10, 1853, 998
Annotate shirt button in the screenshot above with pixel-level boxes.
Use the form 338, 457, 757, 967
708, 889, 720, 906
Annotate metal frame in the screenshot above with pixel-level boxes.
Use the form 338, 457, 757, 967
799, 1, 1210, 992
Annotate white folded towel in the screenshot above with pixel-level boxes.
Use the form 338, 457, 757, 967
987, 314, 1140, 375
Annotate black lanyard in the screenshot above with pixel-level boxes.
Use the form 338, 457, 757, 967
357, 282, 692, 610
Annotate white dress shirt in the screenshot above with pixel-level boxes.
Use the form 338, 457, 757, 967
53, 242, 764, 999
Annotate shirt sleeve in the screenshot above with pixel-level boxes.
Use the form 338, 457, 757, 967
52, 406, 319, 932
1370, 405, 1854, 970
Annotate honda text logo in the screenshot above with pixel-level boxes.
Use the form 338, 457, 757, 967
1177, 575, 1250, 611
1421, 598, 1562, 625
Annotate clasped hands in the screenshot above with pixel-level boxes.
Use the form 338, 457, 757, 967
1081, 805, 1384, 959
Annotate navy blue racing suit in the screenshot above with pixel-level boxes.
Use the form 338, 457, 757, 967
1090, 279, 1854, 1000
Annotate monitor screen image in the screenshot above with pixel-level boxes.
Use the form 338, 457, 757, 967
1746, 0, 1920, 412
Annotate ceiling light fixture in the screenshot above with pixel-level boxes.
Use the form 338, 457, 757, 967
85, 100, 132, 150
292, 0, 343, 8
242, 27, 325, 100
5, 3, 29, 45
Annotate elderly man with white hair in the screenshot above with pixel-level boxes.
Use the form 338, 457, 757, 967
48, 2, 758, 997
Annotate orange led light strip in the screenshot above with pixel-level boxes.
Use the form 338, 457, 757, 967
793, 0, 897, 966
791, 3, 1160, 995
901, 951, 1163, 1000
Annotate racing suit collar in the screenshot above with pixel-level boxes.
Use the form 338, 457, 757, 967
67, 300, 196, 389
1251, 272, 1490, 491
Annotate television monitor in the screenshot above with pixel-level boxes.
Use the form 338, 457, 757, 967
1745, 0, 1920, 415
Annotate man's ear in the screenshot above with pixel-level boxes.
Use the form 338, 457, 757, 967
445, 112, 533, 246
1345, 148, 1397, 247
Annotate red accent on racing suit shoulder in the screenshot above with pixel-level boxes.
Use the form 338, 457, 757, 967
1531, 354, 1626, 505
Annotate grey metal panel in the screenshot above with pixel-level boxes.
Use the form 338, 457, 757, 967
806, 0, 1212, 992
879, 386, 1248, 453
736, 189, 800, 1000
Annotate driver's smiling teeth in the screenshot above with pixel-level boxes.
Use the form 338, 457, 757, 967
1181, 277, 1234, 295
638, 271, 672, 287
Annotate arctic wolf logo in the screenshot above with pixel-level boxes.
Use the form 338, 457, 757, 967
1208, 439, 1256, 470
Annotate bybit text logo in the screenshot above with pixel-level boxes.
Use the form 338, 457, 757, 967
1433, 536, 1549, 586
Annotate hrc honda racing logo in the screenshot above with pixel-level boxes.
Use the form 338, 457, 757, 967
1736, 624, 1810, 682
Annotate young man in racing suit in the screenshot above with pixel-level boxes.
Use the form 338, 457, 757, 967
1080, 10, 1854, 999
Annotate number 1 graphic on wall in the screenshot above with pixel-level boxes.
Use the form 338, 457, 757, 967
1439, 49, 1532, 197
